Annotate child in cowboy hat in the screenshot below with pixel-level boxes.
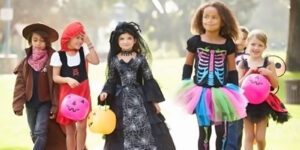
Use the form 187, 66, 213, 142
13, 23, 66, 150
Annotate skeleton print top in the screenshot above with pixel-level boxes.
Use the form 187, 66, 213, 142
187, 35, 235, 87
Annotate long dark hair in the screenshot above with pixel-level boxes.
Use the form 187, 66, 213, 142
106, 22, 152, 76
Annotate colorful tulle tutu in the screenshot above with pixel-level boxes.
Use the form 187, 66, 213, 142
177, 80, 248, 126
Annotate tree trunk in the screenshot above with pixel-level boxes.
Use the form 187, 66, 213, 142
285, 0, 300, 104
285, 79, 300, 104
286, 0, 300, 71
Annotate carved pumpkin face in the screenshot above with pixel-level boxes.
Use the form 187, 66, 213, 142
60, 94, 90, 121
87, 105, 116, 134
241, 74, 271, 104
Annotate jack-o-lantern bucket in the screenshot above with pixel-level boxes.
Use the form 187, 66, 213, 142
87, 105, 116, 134
241, 74, 271, 104
60, 94, 90, 121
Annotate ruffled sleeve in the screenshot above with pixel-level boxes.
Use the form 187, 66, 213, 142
140, 56, 165, 103
226, 38, 236, 55
102, 58, 117, 96
186, 35, 200, 53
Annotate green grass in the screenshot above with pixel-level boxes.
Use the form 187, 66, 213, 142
0, 75, 33, 149
1, 57, 300, 150
284, 72, 300, 79
265, 104, 300, 150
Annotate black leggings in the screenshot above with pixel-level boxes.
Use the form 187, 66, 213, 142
198, 122, 228, 150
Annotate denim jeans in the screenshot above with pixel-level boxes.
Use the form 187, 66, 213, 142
226, 119, 243, 150
26, 102, 51, 150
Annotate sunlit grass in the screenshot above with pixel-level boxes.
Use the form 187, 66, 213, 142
1, 57, 299, 150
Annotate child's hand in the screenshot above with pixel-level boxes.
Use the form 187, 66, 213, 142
49, 113, 55, 119
153, 103, 161, 114
14, 110, 23, 116
49, 106, 57, 119
67, 77, 80, 88
83, 34, 91, 45
257, 68, 272, 76
245, 68, 257, 76
99, 92, 108, 101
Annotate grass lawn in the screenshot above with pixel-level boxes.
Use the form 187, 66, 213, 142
1, 57, 299, 150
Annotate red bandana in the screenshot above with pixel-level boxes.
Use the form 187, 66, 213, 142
60, 21, 85, 51
28, 48, 48, 71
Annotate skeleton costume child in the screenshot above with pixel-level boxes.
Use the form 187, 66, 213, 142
178, 35, 248, 149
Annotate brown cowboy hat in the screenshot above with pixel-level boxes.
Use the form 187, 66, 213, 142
22, 23, 59, 42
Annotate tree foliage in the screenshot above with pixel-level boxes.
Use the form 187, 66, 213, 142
2, 0, 257, 56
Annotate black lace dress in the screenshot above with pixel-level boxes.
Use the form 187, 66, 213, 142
99, 54, 176, 150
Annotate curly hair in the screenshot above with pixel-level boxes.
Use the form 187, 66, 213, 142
191, 0, 239, 40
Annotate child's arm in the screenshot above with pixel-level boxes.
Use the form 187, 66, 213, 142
50, 83, 58, 119
140, 56, 165, 105
183, 36, 197, 79
99, 61, 117, 102
236, 60, 257, 85
153, 102, 161, 114
52, 66, 80, 88
185, 52, 195, 65
258, 61, 278, 88
182, 52, 195, 80
140, 56, 164, 113
84, 34, 100, 65
227, 53, 236, 71
99, 92, 108, 102
227, 53, 239, 85
12, 61, 26, 116
237, 61, 247, 85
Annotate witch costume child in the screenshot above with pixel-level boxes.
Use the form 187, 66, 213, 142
98, 22, 176, 150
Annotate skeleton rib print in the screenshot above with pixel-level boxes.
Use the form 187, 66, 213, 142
196, 47, 226, 86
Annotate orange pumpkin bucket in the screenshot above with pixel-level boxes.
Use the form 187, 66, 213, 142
87, 105, 116, 134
